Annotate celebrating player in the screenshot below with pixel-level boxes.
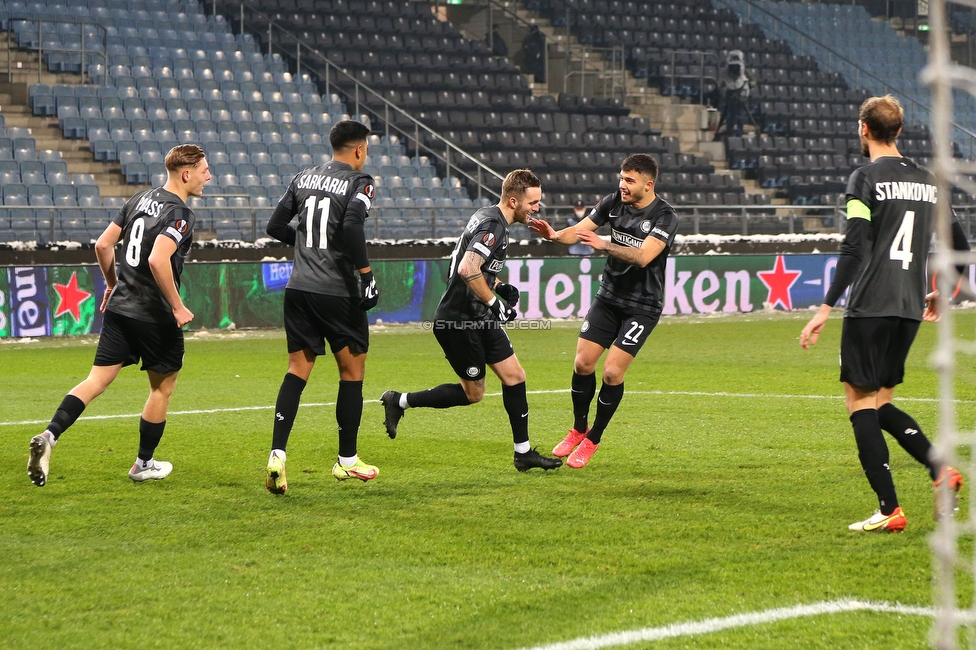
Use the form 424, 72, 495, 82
800, 95, 969, 532
379, 169, 562, 472
264, 120, 381, 494
528, 154, 678, 468
27, 144, 209, 486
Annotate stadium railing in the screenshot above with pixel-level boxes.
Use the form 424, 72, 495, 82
221, 0, 509, 204
715, 0, 976, 158
5, 16, 108, 86
0, 202, 855, 244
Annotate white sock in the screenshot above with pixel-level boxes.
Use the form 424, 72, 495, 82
338, 454, 358, 467
399, 393, 409, 409
269, 449, 286, 464
42, 430, 57, 446
514, 441, 531, 454
135, 457, 152, 469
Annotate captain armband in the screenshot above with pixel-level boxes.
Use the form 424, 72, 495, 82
846, 199, 871, 221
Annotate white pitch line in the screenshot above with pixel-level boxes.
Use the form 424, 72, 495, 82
0, 388, 966, 428
518, 599, 935, 650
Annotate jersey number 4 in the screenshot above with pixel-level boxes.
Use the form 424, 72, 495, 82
303, 196, 331, 250
889, 210, 915, 270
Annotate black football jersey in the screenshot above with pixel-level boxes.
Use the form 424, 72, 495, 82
844, 156, 938, 319
273, 161, 375, 297
588, 191, 679, 316
106, 187, 194, 324
435, 205, 510, 321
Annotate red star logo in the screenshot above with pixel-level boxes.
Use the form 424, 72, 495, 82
53, 272, 92, 323
757, 255, 802, 311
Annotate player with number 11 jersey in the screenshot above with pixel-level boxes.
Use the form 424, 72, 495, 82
263, 120, 381, 495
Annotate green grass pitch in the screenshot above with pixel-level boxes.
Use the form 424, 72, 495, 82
2, 312, 975, 649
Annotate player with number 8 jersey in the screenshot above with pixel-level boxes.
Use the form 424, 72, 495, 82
109, 182, 196, 324
800, 95, 970, 532
27, 144, 210, 488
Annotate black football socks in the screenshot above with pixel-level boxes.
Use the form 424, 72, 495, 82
571, 371, 596, 433
877, 403, 938, 481
47, 393, 86, 440
138, 418, 165, 462
406, 383, 470, 409
587, 382, 624, 445
272, 372, 306, 451
502, 382, 530, 445
336, 379, 364, 458
851, 408, 899, 515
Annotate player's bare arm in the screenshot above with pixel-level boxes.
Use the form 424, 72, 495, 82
94, 222, 122, 313
800, 303, 833, 349
457, 250, 495, 304
528, 216, 598, 244
578, 229, 666, 268
148, 235, 194, 327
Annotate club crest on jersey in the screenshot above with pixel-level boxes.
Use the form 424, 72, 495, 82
640, 220, 651, 233
482, 232, 495, 247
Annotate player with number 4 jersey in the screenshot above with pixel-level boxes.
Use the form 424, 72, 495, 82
800, 95, 970, 532
529, 153, 679, 468
27, 144, 209, 488
263, 120, 380, 494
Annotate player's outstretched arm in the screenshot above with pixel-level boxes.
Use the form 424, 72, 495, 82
528, 216, 598, 244
578, 229, 666, 268
800, 303, 832, 349
95, 222, 122, 312
148, 235, 194, 328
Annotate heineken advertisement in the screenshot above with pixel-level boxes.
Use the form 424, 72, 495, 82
1, 255, 972, 337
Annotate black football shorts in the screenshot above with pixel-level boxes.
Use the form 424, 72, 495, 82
579, 298, 659, 357
283, 288, 369, 355
840, 316, 920, 391
94, 309, 185, 373
433, 321, 514, 381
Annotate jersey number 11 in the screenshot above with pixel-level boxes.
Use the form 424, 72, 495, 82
303, 195, 331, 250
889, 210, 915, 271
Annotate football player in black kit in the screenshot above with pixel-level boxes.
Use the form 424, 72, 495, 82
264, 120, 381, 494
27, 144, 209, 486
801, 95, 969, 533
379, 169, 563, 472
528, 154, 679, 468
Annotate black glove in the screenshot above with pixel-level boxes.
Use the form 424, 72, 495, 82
359, 271, 379, 311
495, 282, 520, 309
486, 296, 517, 323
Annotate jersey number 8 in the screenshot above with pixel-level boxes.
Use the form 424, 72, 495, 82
303, 195, 331, 250
124, 217, 145, 267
